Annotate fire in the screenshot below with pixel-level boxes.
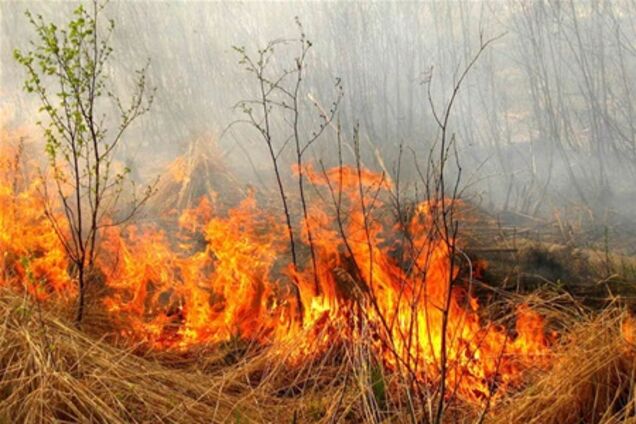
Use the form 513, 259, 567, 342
0, 135, 74, 301
0, 130, 552, 404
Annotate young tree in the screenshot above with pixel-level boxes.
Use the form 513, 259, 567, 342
14, 0, 156, 324
231, 19, 341, 320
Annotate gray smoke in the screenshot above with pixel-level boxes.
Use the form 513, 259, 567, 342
2, 0, 636, 221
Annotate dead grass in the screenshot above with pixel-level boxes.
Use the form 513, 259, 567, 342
0, 288, 281, 423
493, 309, 636, 424
1, 288, 636, 423
0, 288, 375, 423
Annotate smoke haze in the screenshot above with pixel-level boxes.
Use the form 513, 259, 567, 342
2, 0, 636, 220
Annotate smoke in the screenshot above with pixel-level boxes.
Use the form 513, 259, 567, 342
2, 0, 636, 220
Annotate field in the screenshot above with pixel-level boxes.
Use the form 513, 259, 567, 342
2, 127, 636, 423
3, 1, 636, 422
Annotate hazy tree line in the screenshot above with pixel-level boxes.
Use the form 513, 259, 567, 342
2, 0, 636, 218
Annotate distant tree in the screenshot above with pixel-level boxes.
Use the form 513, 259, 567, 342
14, 0, 156, 324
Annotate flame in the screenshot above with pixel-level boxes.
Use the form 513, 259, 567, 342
622, 314, 636, 348
0, 130, 552, 404
0, 135, 74, 301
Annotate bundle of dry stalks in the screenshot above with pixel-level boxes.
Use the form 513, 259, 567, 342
149, 135, 244, 214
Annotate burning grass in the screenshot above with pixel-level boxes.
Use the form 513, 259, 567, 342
1, 288, 636, 423
2, 129, 636, 422
493, 309, 636, 423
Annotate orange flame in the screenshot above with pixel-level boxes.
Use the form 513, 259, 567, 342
0, 134, 552, 403
0, 136, 74, 301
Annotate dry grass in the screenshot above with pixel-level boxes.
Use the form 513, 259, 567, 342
0, 288, 374, 423
0, 288, 280, 423
2, 290, 636, 423
493, 309, 636, 424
